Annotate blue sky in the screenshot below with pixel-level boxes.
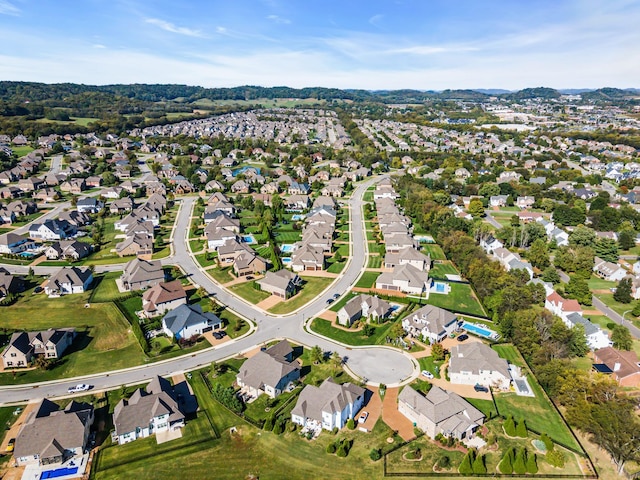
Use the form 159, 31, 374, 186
0, 0, 638, 90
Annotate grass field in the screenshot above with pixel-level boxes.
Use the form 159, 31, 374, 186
267, 277, 334, 314
355, 271, 380, 289
420, 243, 447, 261
428, 262, 459, 278
367, 256, 382, 268
11, 145, 35, 157
90, 272, 128, 303
208, 267, 234, 284
424, 282, 485, 316
229, 281, 271, 304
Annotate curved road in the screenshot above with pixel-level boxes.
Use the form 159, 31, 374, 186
0, 177, 416, 404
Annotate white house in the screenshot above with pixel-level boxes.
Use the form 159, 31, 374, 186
376, 263, 431, 295
593, 257, 627, 282
479, 235, 504, 255
402, 305, 459, 344
448, 342, 511, 390
44, 267, 93, 296
291, 378, 365, 431
565, 312, 612, 350
161, 304, 222, 340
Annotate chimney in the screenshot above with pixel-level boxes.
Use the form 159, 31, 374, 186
613, 362, 621, 372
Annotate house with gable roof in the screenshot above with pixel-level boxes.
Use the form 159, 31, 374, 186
236, 340, 300, 399
162, 304, 222, 340
401, 305, 459, 343
449, 342, 511, 390
142, 280, 187, 317
291, 378, 365, 431
337, 294, 393, 327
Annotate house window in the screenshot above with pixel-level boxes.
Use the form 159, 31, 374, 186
10, 353, 16, 357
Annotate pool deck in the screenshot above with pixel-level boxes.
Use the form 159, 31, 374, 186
21, 453, 88, 480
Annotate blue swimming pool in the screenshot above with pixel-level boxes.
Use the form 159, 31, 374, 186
41, 467, 78, 479
281, 244, 294, 253
241, 235, 256, 244
291, 214, 304, 221
19, 252, 36, 258
462, 322, 499, 340
434, 282, 446, 293
282, 257, 292, 264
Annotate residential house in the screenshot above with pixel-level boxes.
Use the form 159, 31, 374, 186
291, 378, 365, 431
13, 399, 94, 466
492, 248, 534, 279
142, 280, 187, 318
0, 232, 34, 254
545, 291, 583, 320
29, 219, 75, 241
401, 304, 459, 343
44, 267, 93, 296
593, 347, 640, 387
162, 304, 222, 340
113, 376, 185, 444
59, 178, 86, 194
44, 240, 91, 261
2, 329, 75, 368
479, 235, 504, 255
33, 187, 58, 202
286, 194, 310, 211
397, 386, 484, 440
257, 269, 301, 299
74, 197, 103, 214
204, 225, 238, 251
120, 258, 165, 291
449, 342, 511, 390
291, 243, 325, 272
516, 196, 535, 209
593, 257, 627, 282
376, 263, 431, 295
233, 250, 268, 277
237, 340, 301, 399
109, 197, 135, 214
0, 267, 25, 299
203, 210, 240, 231
517, 211, 543, 223
115, 233, 154, 260
565, 312, 612, 350
337, 294, 392, 327
58, 210, 91, 227
384, 247, 431, 271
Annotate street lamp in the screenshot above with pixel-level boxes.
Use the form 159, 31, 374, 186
622, 309, 632, 328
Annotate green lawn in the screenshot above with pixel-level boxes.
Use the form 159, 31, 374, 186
268, 277, 334, 314
326, 260, 346, 274
11, 145, 34, 157
90, 272, 127, 303
309, 318, 397, 346
194, 252, 218, 268
417, 356, 444, 379
275, 231, 302, 243
587, 275, 616, 291
428, 262, 459, 278
367, 256, 382, 268
491, 346, 581, 451
189, 239, 206, 253
424, 282, 485, 316
229, 281, 271, 304
355, 271, 380, 289
208, 267, 234, 284
420, 243, 447, 261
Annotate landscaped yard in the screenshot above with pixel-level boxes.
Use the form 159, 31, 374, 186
0, 290, 146, 385
423, 282, 485, 316
367, 256, 382, 268
93, 370, 398, 480
268, 277, 334, 314
90, 272, 128, 303
428, 262, 459, 278
420, 243, 447, 261
309, 318, 397, 346
491, 346, 581, 451
229, 280, 271, 304
208, 266, 234, 284
417, 356, 444, 379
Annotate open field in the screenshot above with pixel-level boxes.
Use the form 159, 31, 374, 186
229, 280, 271, 304
424, 282, 485, 316
267, 277, 333, 314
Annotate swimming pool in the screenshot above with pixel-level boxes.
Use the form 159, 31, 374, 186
291, 214, 304, 221
19, 251, 36, 258
241, 235, 256, 244
462, 321, 499, 340
40, 467, 78, 479
434, 282, 446, 293
280, 244, 294, 253
282, 257, 292, 264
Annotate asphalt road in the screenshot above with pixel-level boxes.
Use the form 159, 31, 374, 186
0, 176, 417, 404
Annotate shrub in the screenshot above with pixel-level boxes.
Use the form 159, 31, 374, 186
336, 444, 348, 457
346, 418, 355, 430
437, 455, 450, 469
516, 418, 528, 438
369, 448, 382, 461
326, 442, 337, 454
546, 449, 565, 468
503, 415, 516, 436
332, 427, 339, 435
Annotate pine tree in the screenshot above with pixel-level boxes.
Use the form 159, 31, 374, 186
458, 449, 474, 475
498, 448, 514, 474
516, 418, 528, 438
513, 448, 527, 474
472, 453, 487, 474
504, 415, 517, 436
526, 451, 538, 474
540, 433, 554, 452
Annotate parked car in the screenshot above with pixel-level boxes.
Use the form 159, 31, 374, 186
333, 293, 340, 299
358, 411, 369, 424
474, 384, 489, 393
5, 438, 15, 453
326, 298, 334, 304
421, 370, 434, 379
456, 334, 469, 342
68, 384, 91, 393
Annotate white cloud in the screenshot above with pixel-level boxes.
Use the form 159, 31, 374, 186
92, 44, 107, 49
368, 14, 383, 27
144, 18, 207, 38
267, 14, 290, 25
0, 0, 20, 16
